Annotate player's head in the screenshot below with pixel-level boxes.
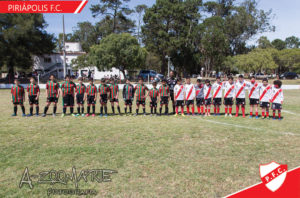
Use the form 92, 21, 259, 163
273, 80, 282, 88
138, 77, 143, 84
205, 79, 210, 85
30, 77, 36, 84
101, 78, 105, 84
186, 76, 191, 84
14, 78, 20, 85
152, 80, 157, 87
238, 74, 244, 83
177, 77, 182, 84
196, 79, 201, 86
250, 76, 256, 84
65, 75, 70, 82
78, 77, 83, 84
162, 79, 167, 85
110, 78, 115, 84
49, 74, 55, 81
89, 78, 94, 84
216, 76, 221, 83
262, 78, 268, 86
126, 78, 130, 84
170, 71, 175, 78
228, 76, 234, 84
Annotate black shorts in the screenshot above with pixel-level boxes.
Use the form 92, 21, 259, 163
124, 99, 132, 106
136, 100, 145, 106
160, 96, 169, 105
29, 95, 39, 105
236, 98, 246, 106
205, 98, 212, 106
76, 94, 84, 105
272, 103, 282, 110
87, 95, 96, 105
13, 101, 23, 105
250, 98, 259, 105
213, 98, 222, 106
110, 98, 119, 103
186, 100, 194, 106
63, 94, 74, 107
150, 98, 157, 107
260, 102, 270, 108
224, 98, 233, 106
175, 100, 184, 107
47, 97, 58, 103
170, 91, 174, 102
100, 94, 108, 104
196, 98, 204, 106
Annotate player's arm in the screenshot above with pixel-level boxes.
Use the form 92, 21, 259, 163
36, 86, 40, 100
122, 85, 126, 100
94, 87, 97, 101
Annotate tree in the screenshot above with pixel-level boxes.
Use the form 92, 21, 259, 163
90, 0, 135, 34
71, 22, 98, 52
285, 36, 300, 49
135, 4, 147, 44
276, 49, 300, 72
271, 39, 286, 50
0, 14, 55, 82
258, 36, 272, 49
89, 33, 146, 76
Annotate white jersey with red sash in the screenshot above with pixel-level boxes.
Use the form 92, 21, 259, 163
235, 81, 247, 99
204, 84, 212, 99
174, 84, 185, 101
259, 85, 272, 102
270, 87, 284, 104
185, 84, 195, 101
195, 84, 204, 99
248, 82, 260, 99
212, 82, 223, 99
223, 82, 235, 98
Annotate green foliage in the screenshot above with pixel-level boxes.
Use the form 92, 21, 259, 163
271, 39, 286, 50
276, 49, 300, 72
89, 33, 146, 74
258, 36, 272, 49
285, 36, 300, 49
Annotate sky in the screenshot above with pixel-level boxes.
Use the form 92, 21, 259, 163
43, 0, 300, 45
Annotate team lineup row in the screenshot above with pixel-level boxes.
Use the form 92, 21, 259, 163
10, 74, 284, 120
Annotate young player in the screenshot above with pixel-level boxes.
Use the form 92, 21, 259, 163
60, 75, 76, 117
185, 77, 196, 116
223, 76, 235, 117
98, 78, 110, 117
75, 77, 86, 117
109, 79, 121, 115
212, 77, 224, 116
159, 79, 170, 115
27, 77, 40, 116
148, 81, 159, 116
123, 79, 135, 115
235, 75, 247, 118
42, 75, 60, 117
203, 79, 212, 116
248, 77, 260, 119
167, 71, 177, 114
134, 77, 148, 116
259, 78, 272, 119
11, 79, 26, 116
173, 78, 185, 116
270, 80, 284, 120
195, 79, 205, 116
85, 78, 97, 117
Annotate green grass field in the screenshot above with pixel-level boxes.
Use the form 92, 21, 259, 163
0, 89, 300, 198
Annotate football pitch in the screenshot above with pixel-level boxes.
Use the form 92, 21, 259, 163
0, 89, 300, 198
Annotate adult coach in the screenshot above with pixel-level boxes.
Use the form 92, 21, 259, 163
167, 71, 177, 114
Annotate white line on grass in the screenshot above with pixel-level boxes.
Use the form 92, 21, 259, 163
282, 110, 299, 116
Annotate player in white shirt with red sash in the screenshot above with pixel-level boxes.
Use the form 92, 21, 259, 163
195, 79, 205, 116
223, 76, 235, 117
174, 78, 186, 116
212, 77, 224, 116
185, 77, 196, 116
270, 80, 284, 120
203, 79, 212, 116
234, 75, 247, 118
259, 78, 272, 119
247, 77, 260, 119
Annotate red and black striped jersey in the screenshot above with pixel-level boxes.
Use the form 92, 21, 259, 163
159, 85, 170, 97
149, 88, 159, 99
27, 84, 40, 96
109, 84, 119, 99
86, 84, 97, 96
98, 84, 109, 95
76, 84, 86, 95
46, 81, 59, 97
135, 84, 148, 101
123, 84, 134, 99
61, 81, 76, 96
11, 85, 24, 103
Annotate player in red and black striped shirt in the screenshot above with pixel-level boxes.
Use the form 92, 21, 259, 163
134, 77, 148, 116
75, 77, 86, 116
85, 78, 97, 117
109, 79, 121, 115
11, 79, 26, 116
27, 77, 40, 116
98, 78, 110, 117
60, 75, 76, 117
159, 79, 170, 115
148, 81, 159, 116
42, 75, 60, 117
